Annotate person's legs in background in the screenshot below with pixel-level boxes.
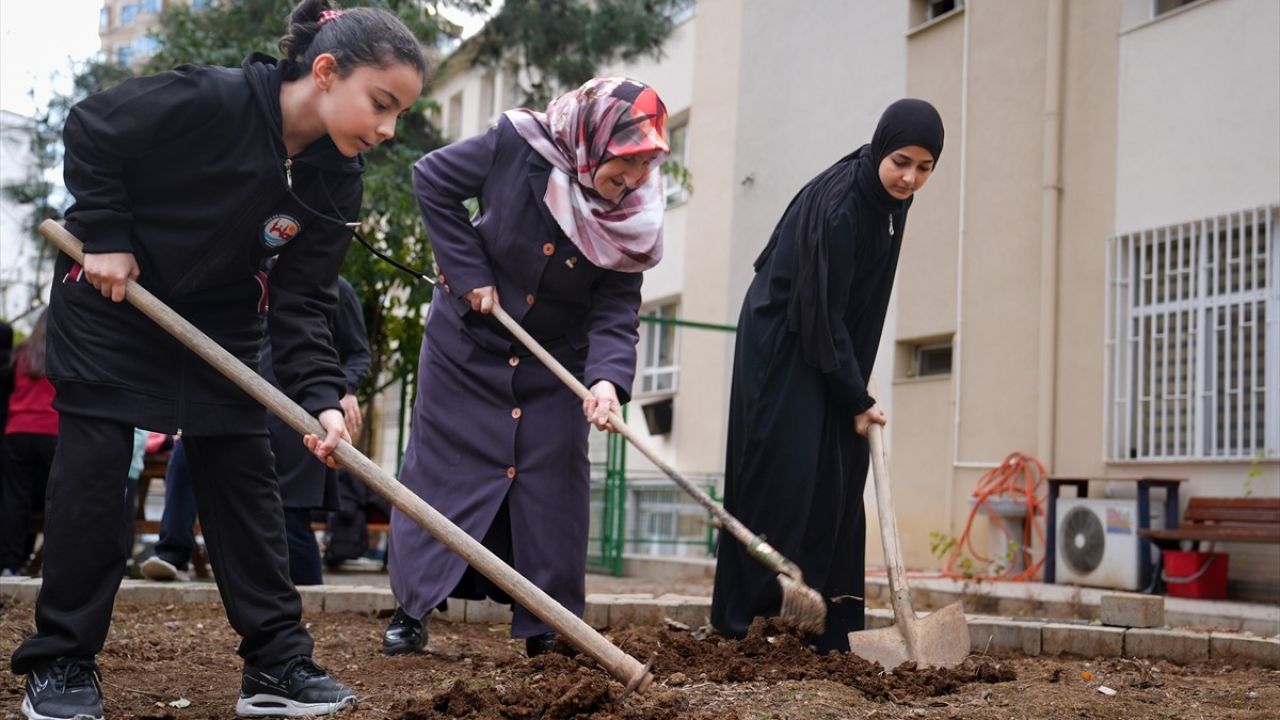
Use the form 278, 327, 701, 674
141, 439, 196, 581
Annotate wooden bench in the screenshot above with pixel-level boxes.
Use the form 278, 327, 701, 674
1139, 497, 1280, 548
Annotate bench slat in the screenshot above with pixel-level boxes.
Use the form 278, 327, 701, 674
1186, 497, 1280, 510
1182, 508, 1280, 524
1141, 527, 1280, 544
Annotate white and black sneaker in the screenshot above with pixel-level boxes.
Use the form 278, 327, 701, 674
236, 656, 356, 717
21, 657, 104, 720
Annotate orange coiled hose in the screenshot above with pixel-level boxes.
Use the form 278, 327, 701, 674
939, 451, 1049, 582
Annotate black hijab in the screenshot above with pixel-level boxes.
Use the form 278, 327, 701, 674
755, 98, 945, 373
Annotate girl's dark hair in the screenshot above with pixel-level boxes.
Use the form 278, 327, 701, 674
278, 0, 428, 82
13, 308, 49, 379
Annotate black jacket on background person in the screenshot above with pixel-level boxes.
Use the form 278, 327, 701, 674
47, 53, 361, 435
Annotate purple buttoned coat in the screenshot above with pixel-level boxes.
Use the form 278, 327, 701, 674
390, 116, 643, 636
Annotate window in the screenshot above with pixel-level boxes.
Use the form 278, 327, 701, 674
141, 0, 161, 14
446, 91, 463, 139
1106, 205, 1278, 461
668, 0, 696, 25
1154, 0, 1198, 16
910, 0, 963, 27
638, 302, 679, 395
915, 343, 952, 377
897, 336, 952, 379
663, 123, 689, 207
121, 4, 139, 25
191, 0, 212, 9
132, 36, 160, 57
627, 487, 710, 557
116, 45, 133, 65
99, 7, 111, 30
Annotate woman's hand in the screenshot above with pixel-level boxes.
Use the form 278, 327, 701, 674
463, 285, 498, 313
303, 408, 351, 468
83, 252, 140, 303
339, 392, 363, 438
854, 404, 887, 437
583, 380, 620, 431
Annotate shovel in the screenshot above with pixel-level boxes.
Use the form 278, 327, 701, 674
40, 220, 654, 694
848, 423, 969, 669
489, 303, 827, 635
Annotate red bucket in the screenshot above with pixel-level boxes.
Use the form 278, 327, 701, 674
1162, 549, 1229, 599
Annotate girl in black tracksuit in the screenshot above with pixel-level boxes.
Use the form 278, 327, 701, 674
10, 3, 425, 719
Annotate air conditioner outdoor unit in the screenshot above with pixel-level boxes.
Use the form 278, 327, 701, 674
1055, 498, 1162, 591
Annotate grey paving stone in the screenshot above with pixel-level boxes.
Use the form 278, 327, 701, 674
1124, 627, 1209, 664
324, 587, 396, 615
606, 598, 664, 628
1210, 632, 1280, 668
1100, 592, 1164, 628
968, 617, 1043, 656
1041, 623, 1125, 658
463, 599, 514, 625
582, 598, 610, 629
656, 594, 710, 628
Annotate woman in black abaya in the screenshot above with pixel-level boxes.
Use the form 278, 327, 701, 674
711, 99, 945, 653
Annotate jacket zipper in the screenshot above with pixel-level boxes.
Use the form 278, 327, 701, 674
284, 158, 293, 189
888, 212, 895, 236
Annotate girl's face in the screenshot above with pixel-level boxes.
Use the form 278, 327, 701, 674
315, 55, 424, 157
593, 151, 661, 202
878, 145, 936, 200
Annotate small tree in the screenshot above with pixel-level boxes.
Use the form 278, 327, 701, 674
1, 61, 134, 322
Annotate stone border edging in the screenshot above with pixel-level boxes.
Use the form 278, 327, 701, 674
2, 578, 1275, 668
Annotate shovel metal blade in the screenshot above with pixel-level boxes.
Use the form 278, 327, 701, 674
847, 602, 970, 670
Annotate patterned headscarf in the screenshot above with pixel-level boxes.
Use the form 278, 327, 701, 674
505, 77, 670, 273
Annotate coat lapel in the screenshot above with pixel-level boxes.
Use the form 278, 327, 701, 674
526, 154, 563, 236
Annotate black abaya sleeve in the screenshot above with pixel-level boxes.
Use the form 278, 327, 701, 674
819, 206, 875, 413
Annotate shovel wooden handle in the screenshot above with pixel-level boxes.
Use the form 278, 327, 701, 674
40, 220, 652, 693
867, 424, 916, 623
489, 303, 803, 578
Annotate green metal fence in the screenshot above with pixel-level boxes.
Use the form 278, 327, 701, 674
585, 314, 736, 575
389, 314, 736, 577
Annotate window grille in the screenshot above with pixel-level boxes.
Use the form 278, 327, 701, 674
1106, 204, 1278, 461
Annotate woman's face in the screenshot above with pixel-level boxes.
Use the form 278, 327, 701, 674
878, 145, 936, 200
593, 151, 661, 202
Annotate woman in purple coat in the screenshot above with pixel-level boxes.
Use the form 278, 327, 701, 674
386, 77, 669, 657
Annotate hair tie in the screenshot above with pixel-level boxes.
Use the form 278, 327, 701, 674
319, 9, 343, 25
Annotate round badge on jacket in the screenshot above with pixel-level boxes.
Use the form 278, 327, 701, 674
262, 214, 302, 249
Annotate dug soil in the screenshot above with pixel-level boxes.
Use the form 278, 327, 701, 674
1, 598, 1276, 719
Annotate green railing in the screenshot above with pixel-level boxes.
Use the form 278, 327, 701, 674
584, 314, 735, 575
391, 314, 735, 577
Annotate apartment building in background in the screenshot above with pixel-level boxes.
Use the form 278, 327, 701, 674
98, 0, 199, 68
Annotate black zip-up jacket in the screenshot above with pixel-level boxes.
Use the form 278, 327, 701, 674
47, 53, 362, 434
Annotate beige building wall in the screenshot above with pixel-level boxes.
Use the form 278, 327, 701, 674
900, 0, 1278, 592
677, 0, 909, 478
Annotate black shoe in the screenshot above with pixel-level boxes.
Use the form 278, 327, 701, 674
382, 608, 425, 656
525, 632, 557, 658
236, 656, 355, 717
22, 657, 104, 720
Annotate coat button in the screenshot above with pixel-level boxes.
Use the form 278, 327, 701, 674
508, 356, 519, 367
542, 243, 555, 256
525, 294, 535, 305
506, 466, 516, 479
511, 408, 522, 419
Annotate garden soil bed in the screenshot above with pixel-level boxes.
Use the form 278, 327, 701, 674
2, 598, 1276, 719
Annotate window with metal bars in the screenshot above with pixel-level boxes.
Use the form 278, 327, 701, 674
1106, 204, 1278, 461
